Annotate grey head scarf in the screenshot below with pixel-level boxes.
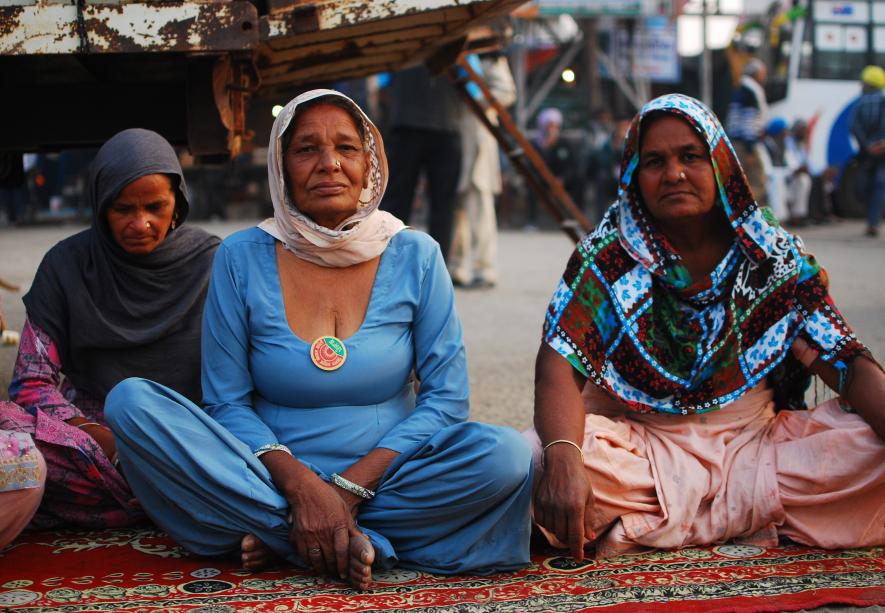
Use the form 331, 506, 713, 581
23, 128, 220, 402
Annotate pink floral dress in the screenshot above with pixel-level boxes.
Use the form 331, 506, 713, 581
1, 319, 143, 529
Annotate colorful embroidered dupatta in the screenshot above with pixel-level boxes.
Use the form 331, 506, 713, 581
545, 94, 867, 414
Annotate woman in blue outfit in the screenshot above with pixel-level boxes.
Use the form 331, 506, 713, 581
104, 89, 533, 590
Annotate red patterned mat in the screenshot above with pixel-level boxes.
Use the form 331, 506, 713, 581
0, 528, 883, 612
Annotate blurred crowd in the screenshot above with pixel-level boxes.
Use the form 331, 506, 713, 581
3, 56, 884, 251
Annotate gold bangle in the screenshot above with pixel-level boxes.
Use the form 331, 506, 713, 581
542, 439, 585, 463
76, 422, 105, 430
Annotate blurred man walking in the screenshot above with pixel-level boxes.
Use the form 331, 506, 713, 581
850, 65, 885, 237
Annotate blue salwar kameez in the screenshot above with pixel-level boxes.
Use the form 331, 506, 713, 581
105, 228, 532, 574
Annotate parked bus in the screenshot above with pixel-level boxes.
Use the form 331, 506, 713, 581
764, 0, 883, 215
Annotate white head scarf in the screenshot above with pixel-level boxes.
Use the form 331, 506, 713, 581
260, 88, 405, 267
537, 107, 563, 131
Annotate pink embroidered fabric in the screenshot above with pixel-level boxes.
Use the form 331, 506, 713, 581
0, 423, 45, 548
3, 320, 141, 529
0, 426, 42, 493
9, 319, 103, 421
525, 384, 885, 558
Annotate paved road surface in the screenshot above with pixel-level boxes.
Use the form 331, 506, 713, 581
1, 220, 884, 433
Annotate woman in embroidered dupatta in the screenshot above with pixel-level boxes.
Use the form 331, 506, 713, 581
528, 94, 885, 560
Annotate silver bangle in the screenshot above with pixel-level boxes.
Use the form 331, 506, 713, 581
254, 443, 292, 458
330, 473, 375, 500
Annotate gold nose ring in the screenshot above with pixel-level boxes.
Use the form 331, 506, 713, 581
145, 221, 152, 229
335, 159, 341, 168
678, 171, 686, 180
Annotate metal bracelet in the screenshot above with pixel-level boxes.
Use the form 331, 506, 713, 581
254, 443, 292, 458
75, 421, 105, 430
330, 473, 375, 500
542, 439, 585, 463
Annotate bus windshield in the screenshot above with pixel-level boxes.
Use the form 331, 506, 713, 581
800, 0, 885, 80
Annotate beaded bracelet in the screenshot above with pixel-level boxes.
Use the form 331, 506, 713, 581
254, 443, 292, 458
330, 473, 375, 500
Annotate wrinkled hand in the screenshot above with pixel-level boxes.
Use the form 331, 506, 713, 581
331, 485, 363, 519
791, 336, 818, 368
792, 336, 885, 442
791, 336, 837, 383
287, 478, 355, 580
534, 445, 597, 561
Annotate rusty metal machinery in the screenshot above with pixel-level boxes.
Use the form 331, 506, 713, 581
1, 0, 588, 241
0, 0, 525, 160
445, 54, 592, 243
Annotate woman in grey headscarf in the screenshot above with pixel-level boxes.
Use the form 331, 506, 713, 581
1, 128, 220, 529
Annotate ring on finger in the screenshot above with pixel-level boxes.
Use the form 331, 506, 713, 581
309, 547, 322, 556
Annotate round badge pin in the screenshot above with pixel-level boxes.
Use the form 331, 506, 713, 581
310, 335, 347, 371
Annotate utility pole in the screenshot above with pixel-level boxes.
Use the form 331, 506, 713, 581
581, 17, 601, 112
701, 0, 713, 107
512, 26, 528, 131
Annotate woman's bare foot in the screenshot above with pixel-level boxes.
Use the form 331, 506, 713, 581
241, 534, 277, 571
347, 530, 374, 590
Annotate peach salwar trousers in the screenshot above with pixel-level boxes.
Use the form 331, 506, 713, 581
526, 385, 885, 558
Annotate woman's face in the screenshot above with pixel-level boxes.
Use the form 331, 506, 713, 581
284, 103, 369, 229
105, 173, 176, 254
637, 115, 718, 224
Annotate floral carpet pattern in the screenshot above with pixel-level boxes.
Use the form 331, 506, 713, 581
0, 528, 883, 612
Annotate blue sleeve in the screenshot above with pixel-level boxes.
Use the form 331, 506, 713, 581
377, 242, 469, 453
464, 54, 483, 99
201, 242, 279, 452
